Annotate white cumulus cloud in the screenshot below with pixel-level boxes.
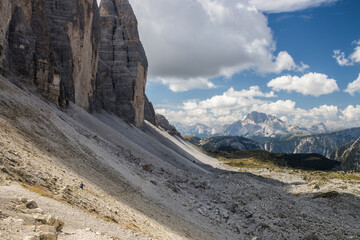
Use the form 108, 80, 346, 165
129, 0, 307, 92
345, 73, 360, 96
333, 40, 360, 66
341, 105, 360, 123
249, 0, 337, 13
156, 87, 359, 129
267, 72, 339, 97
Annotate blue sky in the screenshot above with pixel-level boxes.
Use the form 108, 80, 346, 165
127, 0, 360, 129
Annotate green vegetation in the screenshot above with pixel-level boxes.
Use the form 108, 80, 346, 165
210, 150, 360, 189
209, 150, 341, 171
21, 184, 54, 199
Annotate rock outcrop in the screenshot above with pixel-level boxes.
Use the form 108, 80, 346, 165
144, 96, 157, 126
94, 0, 149, 127
156, 114, 180, 136
0, 0, 100, 109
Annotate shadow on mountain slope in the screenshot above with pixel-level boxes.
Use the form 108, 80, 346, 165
1, 76, 360, 239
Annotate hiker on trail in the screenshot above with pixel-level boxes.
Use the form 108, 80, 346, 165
80, 182, 84, 189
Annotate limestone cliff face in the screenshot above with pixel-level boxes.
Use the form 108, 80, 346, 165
0, 0, 155, 127
0, 0, 13, 71
95, 0, 149, 127
0, 0, 100, 109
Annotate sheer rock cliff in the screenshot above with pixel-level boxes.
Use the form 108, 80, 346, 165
94, 0, 149, 127
0, 0, 100, 109
0, 0, 154, 127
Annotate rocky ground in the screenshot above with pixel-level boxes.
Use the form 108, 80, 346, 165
1, 75, 360, 240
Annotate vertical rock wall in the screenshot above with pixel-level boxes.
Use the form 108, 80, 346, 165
0, 0, 156, 127
95, 0, 149, 127
0, 0, 12, 71
0, 0, 100, 109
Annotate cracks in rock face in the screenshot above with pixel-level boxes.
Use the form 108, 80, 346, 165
126, 45, 130, 68
111, 18, 116, 92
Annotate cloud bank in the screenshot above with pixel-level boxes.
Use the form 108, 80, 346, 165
267, 72, 339, 97
157, 86, 359, 129
129, 0, 308, 92
249, 0, 337, 13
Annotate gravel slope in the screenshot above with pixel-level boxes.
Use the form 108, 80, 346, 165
1, 75, 360, 240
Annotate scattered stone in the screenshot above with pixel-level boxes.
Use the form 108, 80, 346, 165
313, 191, 340, 199
303, 233, 319, 240
15, 204, 28, 212
225, 203, 238, 213
220, 209, 229, 219
37, 225, 56, 234
26, 200, 38, 209
166, 181, 180, 193
245, 213, 253, 219
33, 214, 47, 224
39, 232, 56, 240
196, 208, 206, 216
314, 185, 320, 190
23, 234, 40, 240
0, 211, 8, 220
33, 208, 43, 214
194, 181, 208, 189
19, 197, 28, 203
46, 215, 64, 231
142, 164, 154, 173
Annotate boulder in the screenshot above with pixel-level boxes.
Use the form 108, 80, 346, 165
33, 214, 47, 224
39, 232, 57, 240
26, 200, 38, 209
46, 215, 64, 231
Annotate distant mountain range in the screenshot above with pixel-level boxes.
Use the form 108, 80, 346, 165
185, 136, 262, 152
264, 127, 360, 159
330, 137, 360, 171
174, 111, 328, 139
174, 123, 214, 137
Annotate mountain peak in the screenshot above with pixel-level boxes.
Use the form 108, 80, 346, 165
245, 111, 272, 123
